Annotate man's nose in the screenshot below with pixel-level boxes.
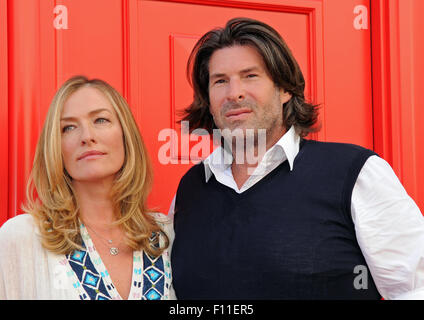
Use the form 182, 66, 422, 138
80, 124, 97, 145
226, 78, 245, 102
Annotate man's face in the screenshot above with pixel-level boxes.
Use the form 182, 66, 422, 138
208, 45, 292, 145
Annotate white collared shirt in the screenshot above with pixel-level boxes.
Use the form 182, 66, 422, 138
169, 126, 424, 300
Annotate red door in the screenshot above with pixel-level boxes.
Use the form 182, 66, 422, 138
130, 0, 373, 212
2, 0, 422, 225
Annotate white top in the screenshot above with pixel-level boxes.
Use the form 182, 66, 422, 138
169, 126, 424, 300
0, 213, 176, 300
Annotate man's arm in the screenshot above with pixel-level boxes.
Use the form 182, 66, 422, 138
352, 155, 424, 299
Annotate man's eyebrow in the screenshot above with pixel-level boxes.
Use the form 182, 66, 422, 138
60, 108, 112, 121
209, 66, 263, 80
239, 66, 262, 74
209, 72, 226, 80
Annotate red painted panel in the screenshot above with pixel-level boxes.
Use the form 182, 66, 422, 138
398, 0, 424, 212
8, 0, 45, 220
0, 0, 9, 225
323, 0, 373, 147
169, 34, 215, 162
411, 0, 424, 211
56, 0, 124, 91
371, 0, 424, 212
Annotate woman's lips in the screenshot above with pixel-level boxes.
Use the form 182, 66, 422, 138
77, 150, 106, 161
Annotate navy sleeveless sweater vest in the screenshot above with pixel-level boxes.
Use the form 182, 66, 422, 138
172, 140, 381, 299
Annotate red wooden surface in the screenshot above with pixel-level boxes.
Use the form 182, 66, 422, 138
8, 0, 44, 222
0, 0, 422, 225
0, 0, 8, 226
371, 0, 424, 212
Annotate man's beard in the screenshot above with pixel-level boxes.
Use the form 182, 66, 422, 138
213, 100, 268, 166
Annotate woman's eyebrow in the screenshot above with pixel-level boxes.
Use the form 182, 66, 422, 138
60, 108, 112, 121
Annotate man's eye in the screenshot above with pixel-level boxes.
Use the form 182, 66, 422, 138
247, 74, 258, 78
214, 79, 226, 84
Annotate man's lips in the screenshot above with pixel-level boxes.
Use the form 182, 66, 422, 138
77, 150, 106, 161
224, 108, 252, 119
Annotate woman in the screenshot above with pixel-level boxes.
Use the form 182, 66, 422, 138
0, 76, 175, 300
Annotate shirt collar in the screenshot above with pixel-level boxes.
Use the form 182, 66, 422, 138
203, 126, 301, 182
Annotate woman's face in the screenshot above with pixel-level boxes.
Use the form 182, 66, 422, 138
60, 86, 125, 184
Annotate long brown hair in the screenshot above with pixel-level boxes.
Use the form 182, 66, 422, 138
183, 17, 319, 137
24, 76, 169, 256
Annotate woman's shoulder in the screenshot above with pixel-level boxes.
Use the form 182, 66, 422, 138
0, 214, 37, 245
147, 212, 174, 243
148, 211, 173, 225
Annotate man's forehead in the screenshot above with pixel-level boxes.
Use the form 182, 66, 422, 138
208, 45, 267, 75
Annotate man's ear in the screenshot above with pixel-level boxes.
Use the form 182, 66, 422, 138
279, 89, 292, 104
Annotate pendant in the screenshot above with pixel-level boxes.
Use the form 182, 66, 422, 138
110, 247, 119, 255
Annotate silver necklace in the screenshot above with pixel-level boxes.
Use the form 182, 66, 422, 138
84, 222, 123, 256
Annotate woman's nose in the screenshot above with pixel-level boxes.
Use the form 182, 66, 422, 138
80, 124, 97, 145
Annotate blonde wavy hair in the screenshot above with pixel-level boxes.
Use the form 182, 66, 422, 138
23, 75, 169, 257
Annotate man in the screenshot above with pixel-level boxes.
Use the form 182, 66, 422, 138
169, 17, 424, 299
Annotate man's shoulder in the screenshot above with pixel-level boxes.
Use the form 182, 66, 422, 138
179, 162, 205, 183
175, 162, 207, 199
303, 139, 377, 156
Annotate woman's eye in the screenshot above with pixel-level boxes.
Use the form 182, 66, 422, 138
62, 125, 75, 133
95, 117, 110, 124
247, 74, 258, 78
